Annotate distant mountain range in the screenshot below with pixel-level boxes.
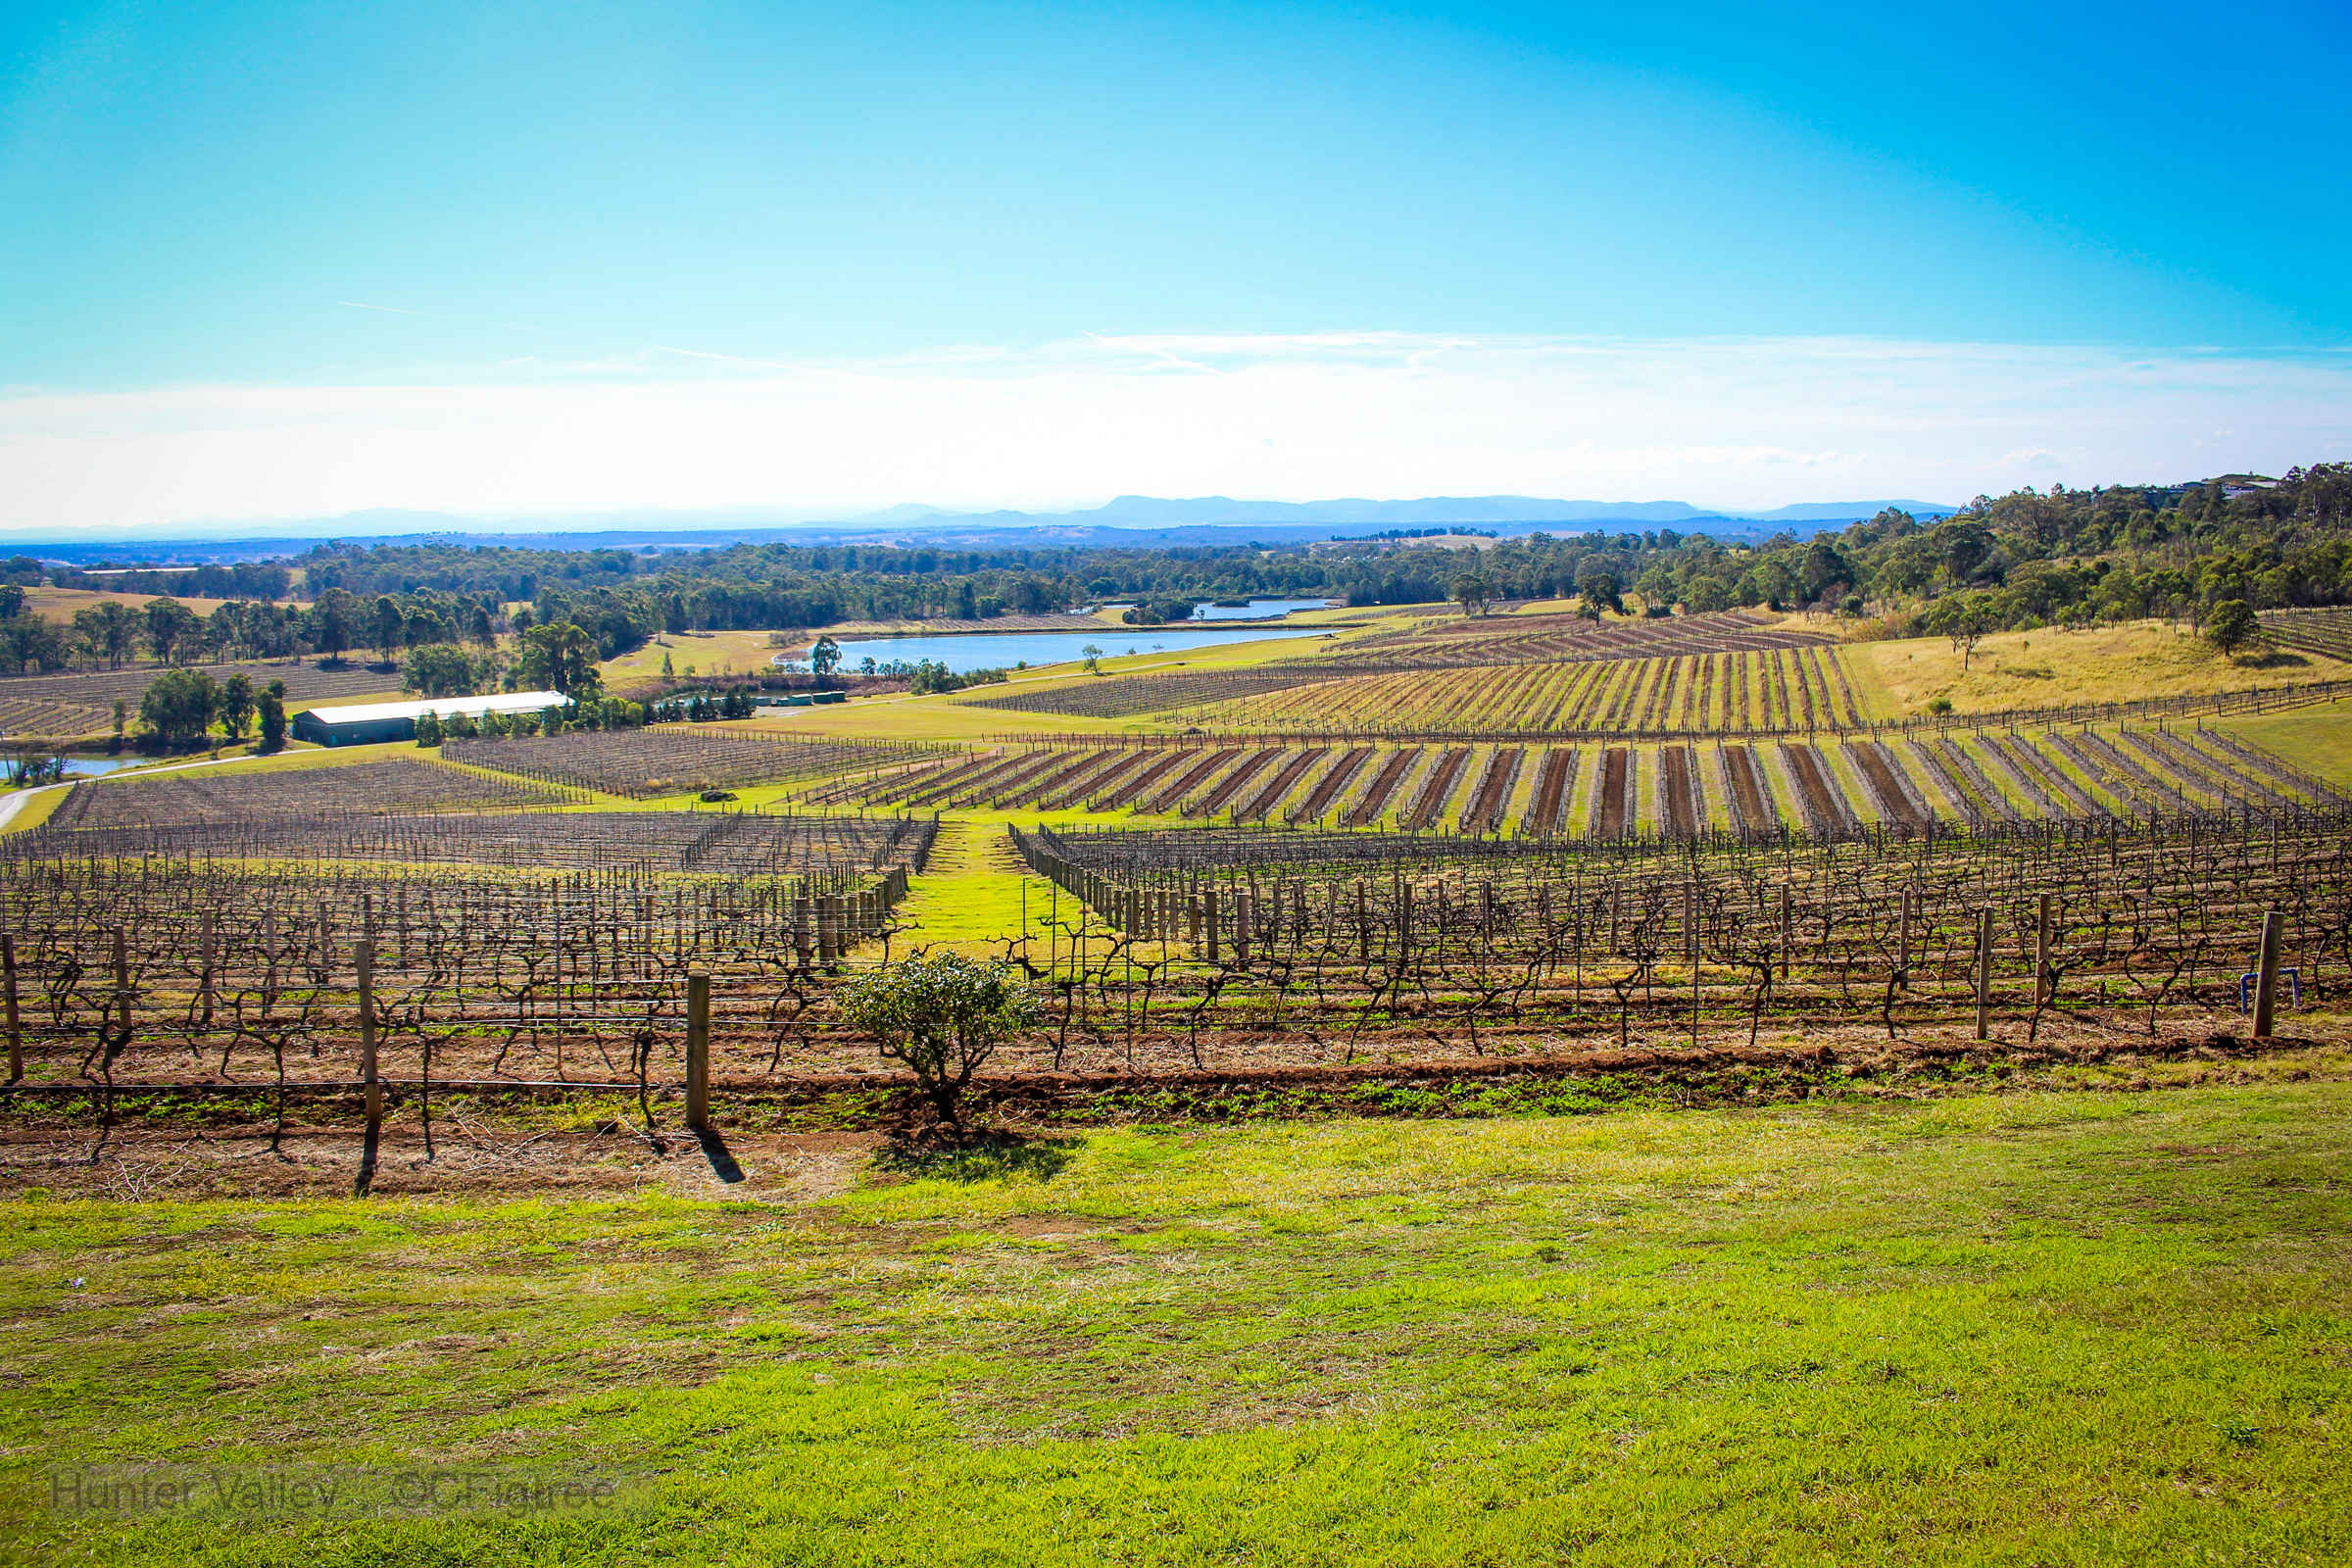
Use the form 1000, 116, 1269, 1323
854, 494, 1958, 531
13, 494, 1960, 565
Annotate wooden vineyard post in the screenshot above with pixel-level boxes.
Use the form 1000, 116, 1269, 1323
112, 928, 132, 1045
1202, 890, 1220, 964
1779, 886, 1792, 983
1974, 907, 1994, 1041
686, 971, 711, 1131
1896, 888, 1912, 981
2252, 909, 2283, 1041
1357, 880, 1371, 963
2034, 894, 2053, 1005
1, 934, 18, 1084
1687, 881, 1700, 1046
357, 899, 382, 1127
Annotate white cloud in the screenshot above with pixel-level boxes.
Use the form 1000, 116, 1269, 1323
0, 334, 2345, 532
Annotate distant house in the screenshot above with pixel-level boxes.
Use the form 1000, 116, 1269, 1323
291, 690, 569, 747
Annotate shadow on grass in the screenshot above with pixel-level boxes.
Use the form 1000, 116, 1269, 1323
872, 1133, 1081, 1184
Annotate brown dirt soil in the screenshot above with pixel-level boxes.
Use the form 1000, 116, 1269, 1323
0, 1120, 879, 1200
5, 1024, 2341, 1198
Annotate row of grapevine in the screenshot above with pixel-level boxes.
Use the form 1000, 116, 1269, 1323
1326, 606, 1831, 668
812, 723, 2332, 839
1181, 646, 1870, 733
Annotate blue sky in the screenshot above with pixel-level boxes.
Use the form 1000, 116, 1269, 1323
3, 1, 2349, 530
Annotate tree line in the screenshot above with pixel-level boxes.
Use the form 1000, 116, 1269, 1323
21, 465, 2352, 689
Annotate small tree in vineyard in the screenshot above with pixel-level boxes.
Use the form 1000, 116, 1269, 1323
838, 953, 1041, 1135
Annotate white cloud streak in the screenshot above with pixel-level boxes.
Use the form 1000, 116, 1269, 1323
0, 334, 2346, 533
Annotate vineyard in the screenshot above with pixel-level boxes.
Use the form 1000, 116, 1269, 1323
43, 757, 579, 829
2259, 605, 2352, 662
1181, 644, 1870, 732
964, 661, 1386, 719
444, 725, 935, 798
1322, 605, 1834, 668
0, 657, 396, 738
0, 856, 917, 1113
996, 808, 2346, 1067
1, 599, 2345, 1138
808, 723, 2338, 836
963, 609, 1838, 721
0, 802, 2335, 1110
15, 778, 936, 874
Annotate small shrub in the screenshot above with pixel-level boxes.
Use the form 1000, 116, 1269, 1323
838, 953, 1041, 1133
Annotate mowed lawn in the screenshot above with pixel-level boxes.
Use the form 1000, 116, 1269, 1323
4, 1084, 2349, 1565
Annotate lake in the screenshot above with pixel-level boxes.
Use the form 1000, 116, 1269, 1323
794, 624, 1333, 675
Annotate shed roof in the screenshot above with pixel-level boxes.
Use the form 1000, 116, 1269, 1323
301, 691, 570, 726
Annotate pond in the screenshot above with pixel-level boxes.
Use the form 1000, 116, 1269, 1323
789, 624, 1333, 675
50, 756, 144, 778
1190, 597, 1336, 620
3, 754, 148, 789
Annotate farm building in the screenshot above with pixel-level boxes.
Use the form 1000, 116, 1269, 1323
291, 691, 570, 747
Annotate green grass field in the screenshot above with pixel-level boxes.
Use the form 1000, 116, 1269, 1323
4, 1081, 2347, 1565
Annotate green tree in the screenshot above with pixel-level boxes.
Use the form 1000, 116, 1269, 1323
257, 681, 287, 753
74, 603, 139, 667
1449, 574, 1492, 616
1925, 589, 1998, 669
1577, 571, 1624, 617
2206, 599, 2262, 659
137, 668, 220, 747
142, 598, 201, 663
809, 634, 842, 676
403, 644, 483, 698
219, 674, 255, 741
0, 613, 65, 675
836, 953, 1041, 1133
517, 621, 602, 698
309, 589, 358, 662
370, 596, 404, 663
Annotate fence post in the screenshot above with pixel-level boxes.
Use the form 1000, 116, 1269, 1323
2034, 893, 2053, 1005
112, 927, 132, 1045
1202, 890, 1220, 963
2252, 909, 2283, 1040
1974, 907, 1993, 1041
357, 900, 381, 1126
686, 971, 710, 1131
1779, 886, 1792, 982
199, 913, 217, 1023
1, 934, 18, 1084
1896, 887, 1912, 979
